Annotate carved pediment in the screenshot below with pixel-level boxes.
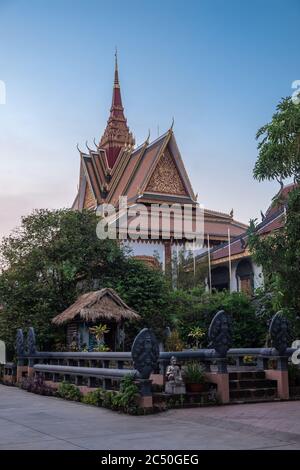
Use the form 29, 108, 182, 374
83, 184, 96, 209
146, 149, 187, 196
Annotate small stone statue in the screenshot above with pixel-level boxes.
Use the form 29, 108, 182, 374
165, 356, 186, 395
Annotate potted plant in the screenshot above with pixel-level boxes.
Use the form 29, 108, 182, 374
184, 361, 205, 393
188, 327, 205, 349
89, 323, 110, 352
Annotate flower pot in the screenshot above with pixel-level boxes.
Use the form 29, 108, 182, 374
186, 383, 205, 393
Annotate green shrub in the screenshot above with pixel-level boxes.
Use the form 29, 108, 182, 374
184, 362, 205, 384
110, 375, 140, 413
57, 382, 82, 401
165, 330, 184, 351
170, 288, 269, 348
102, 390, 114, 408
81, 388, 104, 406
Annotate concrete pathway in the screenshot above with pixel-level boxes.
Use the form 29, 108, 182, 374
0, 384, 300, 450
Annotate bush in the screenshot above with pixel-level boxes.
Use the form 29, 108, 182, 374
20, 376, 54, 396
170, 288, 269, 348
102, 390, 114, 408
165, 330, 184, 351
81, 388, 103, 406
57, 381, 82, 401
183, 362, 205, 384
110, 375, 140, 413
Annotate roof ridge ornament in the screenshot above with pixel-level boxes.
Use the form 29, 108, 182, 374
93, 137, 99, 150
85, 141, 93, 153
76, 143, 83, 154
169, 116, 175, 132
145, 129, 151, 144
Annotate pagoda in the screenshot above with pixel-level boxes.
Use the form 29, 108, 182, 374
72, 53, 247, 270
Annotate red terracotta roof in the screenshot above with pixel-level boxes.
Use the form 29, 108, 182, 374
201, 187, 289, 263
265, 182, 297, 218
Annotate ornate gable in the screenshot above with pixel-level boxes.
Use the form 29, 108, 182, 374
83, 183, 96, 209
146, 148, 187, 196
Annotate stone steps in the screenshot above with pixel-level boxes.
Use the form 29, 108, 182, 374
229, 379, 277, 390
229, 370, 278, 403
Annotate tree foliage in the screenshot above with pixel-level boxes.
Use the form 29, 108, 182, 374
249, 95, 300, 320
0, 209, 171, 354
168, 288, 268, 348
254, 96, 300, 183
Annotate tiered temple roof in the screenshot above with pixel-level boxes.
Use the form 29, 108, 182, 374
72, 54, 247, 243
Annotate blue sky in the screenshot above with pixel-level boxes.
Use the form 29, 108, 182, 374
0, 0, 299, 237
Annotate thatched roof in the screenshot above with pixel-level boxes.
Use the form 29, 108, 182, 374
52, 288, 140, 325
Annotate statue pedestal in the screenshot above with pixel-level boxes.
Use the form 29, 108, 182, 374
165, 381, 186, 395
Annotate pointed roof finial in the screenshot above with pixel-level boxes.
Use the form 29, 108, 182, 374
99, 51, 135, 168
114, 46, 119, 86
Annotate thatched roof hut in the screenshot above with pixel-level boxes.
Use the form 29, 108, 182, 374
52, 288, 140, 325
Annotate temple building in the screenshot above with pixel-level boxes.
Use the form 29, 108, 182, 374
72, 54, 247, 270
194, 183, 296, 295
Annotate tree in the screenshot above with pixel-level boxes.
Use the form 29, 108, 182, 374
249, 95, 300, 321
0, 209, 172, 355
168, 288, 267, 348
254, 96, 300, 183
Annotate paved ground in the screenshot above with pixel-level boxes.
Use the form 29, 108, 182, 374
1, 384, 300, 450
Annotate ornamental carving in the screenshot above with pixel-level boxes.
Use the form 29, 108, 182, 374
27, 327, 36, 356
131, 328, 159, 379
208, 310, 232, 357
146, 150, 187, 195
269, 311, 290, 355
16, 329, 24, 357
83, 184, 96, 209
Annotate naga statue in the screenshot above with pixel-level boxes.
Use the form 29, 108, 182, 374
131, 328, 159, 379
208, 310, 232, 357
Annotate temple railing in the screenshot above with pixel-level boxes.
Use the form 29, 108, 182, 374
34, 364, 136, 391
19, 347, 296, 371
25, 351, 133, 370
10, 310, 298, 405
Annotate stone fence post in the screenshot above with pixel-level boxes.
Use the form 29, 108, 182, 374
264, 312, 291, 400
131, 328, 159, 408
205, 310, 232, 404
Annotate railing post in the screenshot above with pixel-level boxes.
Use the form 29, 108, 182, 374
257, 356, 269, 370
131, 328, 160, 408
264, 312, 291, 399
204, 311, 232, 403
16, 329, 27, 383
27, 327, 37, 378
216, 358, 228, 374
236, 356, 244, 368
28, 358, 35, 378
